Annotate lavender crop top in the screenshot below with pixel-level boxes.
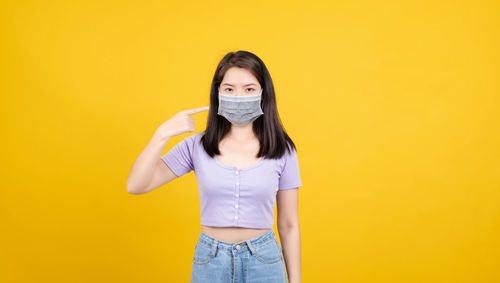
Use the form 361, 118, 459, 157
160, 131, 303, 229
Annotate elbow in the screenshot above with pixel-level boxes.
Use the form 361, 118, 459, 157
126, 185, 138, 195
127, 188, 140, 195
126, 179, 145, 195
277, 220, 300, 233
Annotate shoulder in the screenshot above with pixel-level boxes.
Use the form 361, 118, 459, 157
282, 145, 298, 161
276, 145, 298, 169
183, 131, 204, 142
180, 131, 205, 151
191, 131, 205, 143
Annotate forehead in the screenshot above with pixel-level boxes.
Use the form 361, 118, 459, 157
221, 67, 259, 85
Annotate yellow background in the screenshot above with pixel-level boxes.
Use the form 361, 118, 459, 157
1, 0, 499, 282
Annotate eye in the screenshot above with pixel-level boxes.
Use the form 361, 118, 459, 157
247, 88, 255, 92
225, 88, 232, 92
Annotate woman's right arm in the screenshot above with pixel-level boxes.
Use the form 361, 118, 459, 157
126, 106, 209, 195
126, 132, 176, 195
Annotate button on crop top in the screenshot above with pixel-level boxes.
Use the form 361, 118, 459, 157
160, 131, 303, 229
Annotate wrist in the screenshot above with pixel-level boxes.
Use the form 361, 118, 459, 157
152, 130, 172, 143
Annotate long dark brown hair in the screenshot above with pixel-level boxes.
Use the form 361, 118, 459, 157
201, 50, 297, 160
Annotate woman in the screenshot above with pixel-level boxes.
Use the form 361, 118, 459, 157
127, 50, 303, 283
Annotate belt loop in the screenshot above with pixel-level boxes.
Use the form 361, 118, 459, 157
211, 239, 218, 257
245, 239, 256, 256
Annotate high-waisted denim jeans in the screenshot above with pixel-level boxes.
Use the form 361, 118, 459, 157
190, 229, 288, 283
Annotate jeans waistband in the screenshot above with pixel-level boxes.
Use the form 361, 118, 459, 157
197, 229, 275, 255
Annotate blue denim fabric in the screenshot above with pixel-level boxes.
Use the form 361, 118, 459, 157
191, 229, 288, 283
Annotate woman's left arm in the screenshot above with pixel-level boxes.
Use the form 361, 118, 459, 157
277, 188, 301, 283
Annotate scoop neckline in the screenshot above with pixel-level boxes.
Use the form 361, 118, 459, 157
214, 155, 266, 171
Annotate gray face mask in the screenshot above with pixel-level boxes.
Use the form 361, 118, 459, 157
217, 89, 264, 125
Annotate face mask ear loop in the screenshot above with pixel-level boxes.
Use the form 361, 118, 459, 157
260, 89, 263, 108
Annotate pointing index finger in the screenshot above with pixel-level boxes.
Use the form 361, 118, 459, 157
183, 106, 210, 115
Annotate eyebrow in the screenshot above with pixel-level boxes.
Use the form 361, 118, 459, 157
222, 83, 257, 87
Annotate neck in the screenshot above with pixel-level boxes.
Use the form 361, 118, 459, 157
227, 123, 256, 141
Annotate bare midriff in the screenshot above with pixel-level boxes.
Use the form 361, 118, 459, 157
201, 225, 271, 243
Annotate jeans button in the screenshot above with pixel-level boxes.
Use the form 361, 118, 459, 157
236, 244, 241, 250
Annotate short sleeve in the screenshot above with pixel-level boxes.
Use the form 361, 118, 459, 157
160, 134, 195, 177
278, 147, 303, 190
